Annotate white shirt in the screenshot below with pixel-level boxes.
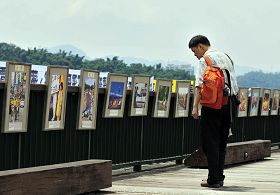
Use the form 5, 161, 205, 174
195, 48, 239, 95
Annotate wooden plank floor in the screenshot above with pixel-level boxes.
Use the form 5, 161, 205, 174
96, 151, 280, 195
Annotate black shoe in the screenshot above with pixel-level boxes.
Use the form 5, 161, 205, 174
201, 180, 220, 188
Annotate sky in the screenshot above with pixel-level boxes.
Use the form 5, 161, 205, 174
0, 0, 279, 72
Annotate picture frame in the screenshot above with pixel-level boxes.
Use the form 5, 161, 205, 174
43, 66, 68, 130
77, 69, 99, 130
260, 88, 271, 116
129, 75, 150, 116
103, 73, 128, 118
174, 80, 190, 118
0, 62, 6, 83
152, 79, 172, 118
2, 62, 31, 133
237, 88, 249, 117
249, 88, 261, 117
270, 89, 280, 115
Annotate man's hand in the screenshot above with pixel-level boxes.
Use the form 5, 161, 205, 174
192, 106, 199, 119
192, 86, 201, 119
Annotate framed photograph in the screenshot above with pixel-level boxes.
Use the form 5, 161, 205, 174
43, 66, 68, 130
249, 88, 261, 117
103, 73, 128, 118
237, 88, 249, 117
30, 65, 47, 84
152, 79, 172, 118
77, 70, 99, 130
0, 62, 6, 82
261, 89, 271, 116
129, 75, 150, 116
270, 89, 280, 115
68, 69, 80, 86
2, 62, 31, 133
174, 80, 190, 118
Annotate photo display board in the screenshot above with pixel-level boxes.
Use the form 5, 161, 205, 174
103, 73, 128, 118
2, 62, 31, 133
43, 66, 68, 130
174, 80, 190, 118
152, 79, 172, 118
237, 88, 249, 117
129, 75, 150, 116
271, 89, 280, 115
249, 88, 260, 117
77, 69, 99, 129
261, 88, 271, 116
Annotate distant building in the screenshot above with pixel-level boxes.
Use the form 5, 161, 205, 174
166, 64, 194, 76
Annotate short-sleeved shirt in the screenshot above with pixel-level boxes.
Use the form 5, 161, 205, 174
195, 48, 239, 95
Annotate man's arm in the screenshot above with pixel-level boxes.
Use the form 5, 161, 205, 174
192, 87, 201, 119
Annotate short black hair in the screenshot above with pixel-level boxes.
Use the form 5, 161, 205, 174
188, 35, 211, 48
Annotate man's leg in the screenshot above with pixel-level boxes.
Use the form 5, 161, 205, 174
219, 104, 231, 183
200, 106, 222, 185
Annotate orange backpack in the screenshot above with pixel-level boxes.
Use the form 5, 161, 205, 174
200, 55, 227, 109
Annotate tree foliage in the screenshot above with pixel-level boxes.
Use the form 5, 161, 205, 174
237, 71, 280, 89
0, 43, 84, 69
0, 42, 194, 80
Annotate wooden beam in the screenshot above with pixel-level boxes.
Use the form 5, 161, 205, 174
184, 140, 271, 167
0, 160, 112, 195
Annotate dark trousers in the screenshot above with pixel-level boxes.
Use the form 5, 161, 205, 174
200, 104, 231, 185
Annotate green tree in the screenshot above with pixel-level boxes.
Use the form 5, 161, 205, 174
0, 42, 194, 81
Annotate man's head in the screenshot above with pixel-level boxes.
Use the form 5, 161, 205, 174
188, 35, 211, 59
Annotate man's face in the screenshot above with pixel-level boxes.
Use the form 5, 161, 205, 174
191, 44, 204, 59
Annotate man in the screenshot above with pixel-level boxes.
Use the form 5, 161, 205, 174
188, 35, 238, 188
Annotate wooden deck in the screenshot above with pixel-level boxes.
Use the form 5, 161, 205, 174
96, 150, 280, 195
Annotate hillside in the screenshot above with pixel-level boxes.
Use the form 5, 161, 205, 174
47, 44, 91, 60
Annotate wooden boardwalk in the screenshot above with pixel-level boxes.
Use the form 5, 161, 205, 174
96, 150, 280, 195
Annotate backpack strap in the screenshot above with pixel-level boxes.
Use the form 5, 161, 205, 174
224, 53, 234, 96
224, 69, 232, 96
225, 53, 234, 67
203, 55, 212, 66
